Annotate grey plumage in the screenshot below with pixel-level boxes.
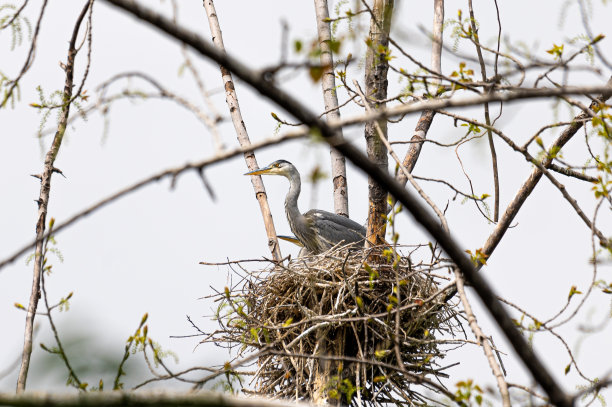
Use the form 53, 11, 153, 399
245, 160, 366, 255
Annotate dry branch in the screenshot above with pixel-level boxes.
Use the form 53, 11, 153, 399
0, 391, 311, 407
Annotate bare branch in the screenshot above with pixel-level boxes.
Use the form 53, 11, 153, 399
455, 270, 510, 407
0, 0, 48, 108
0, 391, 313, 407
0, 131, 305, 273
467, 0, 500, 222
16, 0, 92, 392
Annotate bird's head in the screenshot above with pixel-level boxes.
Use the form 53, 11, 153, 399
244, 160, 295, 177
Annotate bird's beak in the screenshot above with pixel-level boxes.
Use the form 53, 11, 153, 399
276, 235, 304, 247
244, 165, 273, 176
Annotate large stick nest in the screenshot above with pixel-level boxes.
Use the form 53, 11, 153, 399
206, 245, 461, 406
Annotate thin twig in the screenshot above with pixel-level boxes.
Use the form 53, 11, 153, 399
0, 131, 305, 273
468, 0, 500, 222
0, 0, 48, 108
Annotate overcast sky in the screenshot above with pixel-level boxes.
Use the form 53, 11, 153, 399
1, 0, 611, 401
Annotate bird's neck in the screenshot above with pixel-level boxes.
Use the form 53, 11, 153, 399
284, 172, 305, 228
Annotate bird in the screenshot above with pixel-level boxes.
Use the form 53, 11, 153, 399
245, 160, 366, 255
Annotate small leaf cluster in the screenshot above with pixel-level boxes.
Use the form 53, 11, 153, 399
594, 279, 612, 295
589, 104, 612, 199
465, 248, 488, 266
293, 36, 342, 83
326, 373, 357, 404
0, 3, 32, 50
30, 86, 90, 138
450, 62, 475, 89
0, 69, 19, 108
461, 121, 481, 135
329, 0, 357, 38
454, 379, 484, 406
446, 10, 480, 52
113, 313, 179, 390
546, 43, 565, 60
25, 218, 64, 272
217, 288, 271, 348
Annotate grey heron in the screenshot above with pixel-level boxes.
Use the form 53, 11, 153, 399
245, 160, 366, 255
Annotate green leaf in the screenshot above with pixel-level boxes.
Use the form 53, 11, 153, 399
567, 285, 582, 301
293, 39, 303, 53
309, 65, 324, 82
545, 43, 564, 60
355, 296, 363, 309
323, 39, 341, 54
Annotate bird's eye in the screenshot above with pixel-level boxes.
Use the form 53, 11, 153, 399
275, 163, 280, 168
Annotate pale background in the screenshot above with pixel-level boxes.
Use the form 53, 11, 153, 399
1, 0, 611, 402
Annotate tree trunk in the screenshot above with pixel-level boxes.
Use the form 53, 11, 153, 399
364, 0, 394, 246
310, 2, 350, 403
313, 0, 349, 218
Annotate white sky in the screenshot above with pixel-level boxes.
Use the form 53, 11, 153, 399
1, 0, 611, 403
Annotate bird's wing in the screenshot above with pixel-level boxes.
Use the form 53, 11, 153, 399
305, 210, 366, 233
305, 210, 366, 247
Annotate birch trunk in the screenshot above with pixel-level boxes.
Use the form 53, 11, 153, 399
203, 0, 282, 261
364, 0, 394, 246
396, 0, 443, 184
310, 1, 349, 403
313, 0, 349, 218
